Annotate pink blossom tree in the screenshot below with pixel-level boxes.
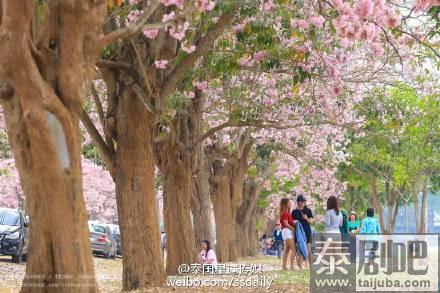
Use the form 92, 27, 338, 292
0, 157, 117, 223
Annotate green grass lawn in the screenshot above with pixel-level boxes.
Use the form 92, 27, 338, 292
271, 269, 309, 286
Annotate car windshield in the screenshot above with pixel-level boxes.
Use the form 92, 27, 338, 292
0, 210, 20, 226
90, 225, 106, 234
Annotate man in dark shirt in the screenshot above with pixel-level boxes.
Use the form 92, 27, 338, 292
292, 194, 313, 268
272, 222, 284, 258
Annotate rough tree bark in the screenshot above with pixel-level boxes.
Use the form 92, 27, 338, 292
155, 89, 214, 274
82, 2, 238, 284
248, 212, 259, 255
254, 205, 267, 252
83, 60, 166, 288
115, 84, 165, 288
157, 140, 197, 275
0, 0, 106, 291
155, 9, 240, 271
236, 181, 260, 257
191, 144, 214, 245
211, 172, 234, 262
209, 137, 252, 262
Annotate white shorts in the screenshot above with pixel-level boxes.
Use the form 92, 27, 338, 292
282, 228, 293, 240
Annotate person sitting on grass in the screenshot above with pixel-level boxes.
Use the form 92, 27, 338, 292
265, 236, 273, 255
260, 234, 268, 255
199, 240, 218, 272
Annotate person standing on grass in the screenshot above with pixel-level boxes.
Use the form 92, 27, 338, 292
273, 222, 284, 259
291, 195, 313, 268
280, 198, 296, 270
325, 196, 343, 245
359, 207, 381, 263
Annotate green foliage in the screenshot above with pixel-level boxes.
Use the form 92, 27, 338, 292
427, 6, 440, 39
340, 83, 440, 212
82, 143, 106, 167
247, 166, 258, 179
167, 91, 190, 114
256, 144, 272, 159
255, 218, 265, 230
208, 53, 240, 77
0, 131, 11, 159
101, 44, 118, 59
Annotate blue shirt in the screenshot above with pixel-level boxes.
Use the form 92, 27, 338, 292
360, 217, 381, 241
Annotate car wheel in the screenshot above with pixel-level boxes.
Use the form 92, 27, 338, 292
22, 254, 27, 262
12, 254, 22, 263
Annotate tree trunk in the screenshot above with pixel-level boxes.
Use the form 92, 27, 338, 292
412, 179, 421, 233
236, 181, 260, 257
385, 200, 393, 234
3, 99, 97, 292
370, 177, 385, 232
191, 148, 214, 245
349, 186, 355, 211
115, 87, 164, 289
159, 142, 197, 275
384, 183, 397, 234
419, 172, 431, 233
211, 174, 236, 262
210, 145, 250, 262
1, 1, 106, 291
390, 195, 401, 233
248, 213, 259, 256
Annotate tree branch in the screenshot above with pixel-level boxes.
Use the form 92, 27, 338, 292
198, 121, 232, 143
132, 84, 155, 114
130, 39, 155, 98
80, 110, 115, 175
96, 59, 131, 70
90, 83, 106, 126
396, 28, 440, 59
96, 0, 162, 48
160, 4, 238, 101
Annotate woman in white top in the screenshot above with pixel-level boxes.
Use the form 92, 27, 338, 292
325, 196, 343, 244
199, 240, 217, 272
